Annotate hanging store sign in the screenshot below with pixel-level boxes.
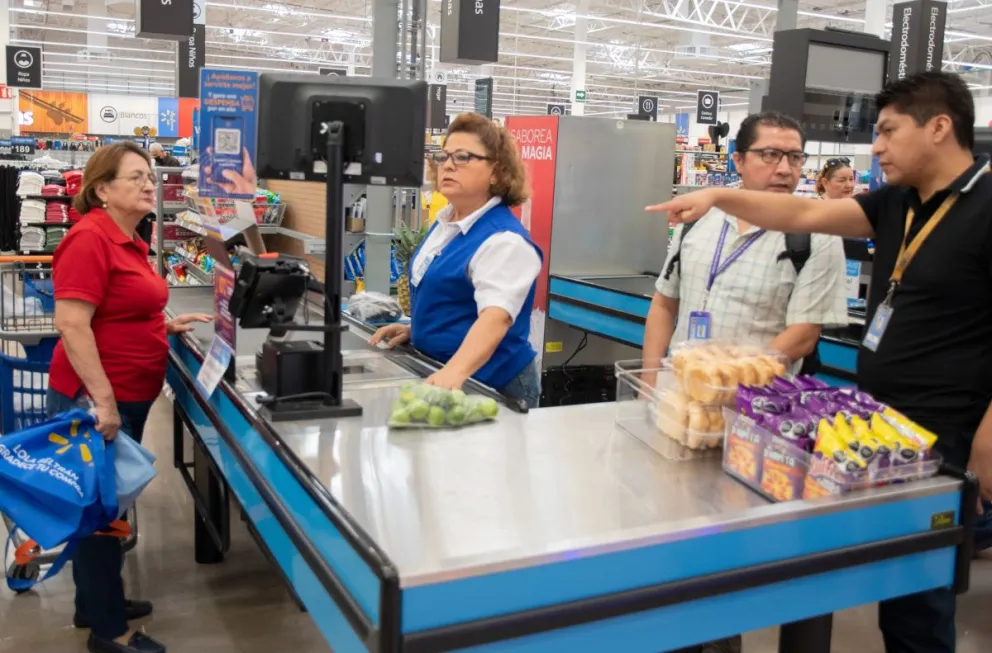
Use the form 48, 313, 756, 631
177, 2, 206, 99
428, 84, 447, 131
319, 68, 348, 77
547, 104, 566, 116
474, 78, 493, 119
136, 0, 194, 40
696, 90, 719, 125
439, 0, 500, 65
888, 0, 947, 81
638, 96, 659, 121
6, 46, 41, 89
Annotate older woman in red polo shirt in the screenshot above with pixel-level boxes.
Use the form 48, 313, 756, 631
47, 142, 209, 653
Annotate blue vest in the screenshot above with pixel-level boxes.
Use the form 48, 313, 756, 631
410, 202, 542, 389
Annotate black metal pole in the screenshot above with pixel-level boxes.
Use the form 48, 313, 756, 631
324, 122, 346, 406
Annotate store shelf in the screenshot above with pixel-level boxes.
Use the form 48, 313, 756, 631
181, 260, 213, 285
175, 212, 212, 237
163, 201, 187, 212
17, 194, 72, 201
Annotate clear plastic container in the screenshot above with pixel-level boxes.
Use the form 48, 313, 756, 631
615, 364, 723, 460
722, 409, 942, 503
669, 340, 789, 406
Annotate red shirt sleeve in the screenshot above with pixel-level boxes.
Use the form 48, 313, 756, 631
53, 229, 111, 306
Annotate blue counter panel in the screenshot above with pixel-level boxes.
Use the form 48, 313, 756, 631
549, 278, 652, 319
820, 340, 858, 375
168, 342, 379, 651
402, 490, 958, 632
548, 300, 643, 347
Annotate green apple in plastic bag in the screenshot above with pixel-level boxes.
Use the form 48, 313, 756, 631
427, 405, 446, 427
408, 399, 430, 422
447, 405, 467, 426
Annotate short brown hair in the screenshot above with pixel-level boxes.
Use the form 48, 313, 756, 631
74, 142, 152, 215
430, 113, 530, 207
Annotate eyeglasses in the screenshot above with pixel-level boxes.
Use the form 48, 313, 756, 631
743, 148, 808, 168
114, 173, 158, 187
824, 157, 851, 170
430, 150, 490, 166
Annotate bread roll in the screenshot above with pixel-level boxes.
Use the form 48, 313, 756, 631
687, 402, 710, 431
684, 361, 724, 404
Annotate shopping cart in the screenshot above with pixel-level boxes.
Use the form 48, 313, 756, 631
0, 257, 139, 592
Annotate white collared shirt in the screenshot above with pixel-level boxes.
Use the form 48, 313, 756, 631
657, 207, 848, 359
411, 197, 541, 321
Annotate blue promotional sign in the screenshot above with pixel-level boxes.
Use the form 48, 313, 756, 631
675, 113, 690, 140
172, 145, 188, 158
197, 69, 259, 199
157, 97, 179, 138
10, 136, 34, 145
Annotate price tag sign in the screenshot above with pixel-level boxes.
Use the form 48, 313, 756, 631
195, 336, 233, 397
0, 140, 11, 157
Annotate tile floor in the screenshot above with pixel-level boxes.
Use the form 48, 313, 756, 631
1, 397, 991, 652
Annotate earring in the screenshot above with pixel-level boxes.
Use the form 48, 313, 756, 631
102, 202, 108, 209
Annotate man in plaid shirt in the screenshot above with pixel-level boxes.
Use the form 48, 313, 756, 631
644, 112, 848, 382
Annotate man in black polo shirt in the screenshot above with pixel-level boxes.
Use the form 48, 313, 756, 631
646, 71, 992, 653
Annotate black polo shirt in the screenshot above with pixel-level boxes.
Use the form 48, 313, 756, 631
854, 156, 992, 442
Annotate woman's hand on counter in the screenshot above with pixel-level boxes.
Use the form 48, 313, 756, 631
167, 313, 213, 335
426, 366, 469, 391
369, 323, 411, 348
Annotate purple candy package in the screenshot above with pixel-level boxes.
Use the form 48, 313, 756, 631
761, 408, 816, 452
738, 386, 791, 420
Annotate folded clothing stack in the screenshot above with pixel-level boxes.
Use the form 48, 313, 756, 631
68, 206, 84, 223
19, 226, 46, 251
18, 199, 47, 225
62, 170, 83, 196
45, 202, 69, 224
16, 171, 45, 197
41, 184, 65, 197
45, 227, 69, 252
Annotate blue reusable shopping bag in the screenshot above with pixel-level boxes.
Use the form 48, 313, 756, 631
113, 431, 157, 519
0, 409, 118, 550
0, 410, 120, 591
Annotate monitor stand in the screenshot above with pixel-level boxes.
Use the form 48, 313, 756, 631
260, 121, 363, 422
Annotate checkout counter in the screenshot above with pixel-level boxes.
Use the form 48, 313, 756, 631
166, 284, 975, 653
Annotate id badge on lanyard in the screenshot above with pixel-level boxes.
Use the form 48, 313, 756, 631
690, 222, 764, 340
863, 193, 960, 352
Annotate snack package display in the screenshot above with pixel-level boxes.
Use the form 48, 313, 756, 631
670, 341, 787, 406
388, 383, 500, 428
722, 380, 942, 503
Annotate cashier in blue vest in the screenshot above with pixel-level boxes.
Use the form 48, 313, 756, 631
370, 113, 544, 408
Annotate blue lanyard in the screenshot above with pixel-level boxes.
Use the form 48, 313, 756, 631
707, 221, 765, 291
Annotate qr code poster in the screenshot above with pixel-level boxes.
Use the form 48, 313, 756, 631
198, 69, 259, 199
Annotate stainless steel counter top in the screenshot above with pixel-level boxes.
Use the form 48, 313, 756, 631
167, 286, 961, 589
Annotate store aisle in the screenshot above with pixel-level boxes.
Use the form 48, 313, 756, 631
1, 396, 992, 653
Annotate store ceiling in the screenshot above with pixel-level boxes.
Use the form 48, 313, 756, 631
10, 0, 992, 118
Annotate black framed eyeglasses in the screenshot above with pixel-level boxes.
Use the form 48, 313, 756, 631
743, 148, 808, 168
430, 150, 490, 166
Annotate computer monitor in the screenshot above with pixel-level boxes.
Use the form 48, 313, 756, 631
255, 73, 427, 187
229, 252, 309, 332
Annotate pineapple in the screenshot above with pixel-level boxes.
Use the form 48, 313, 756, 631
394, 220, 429, 316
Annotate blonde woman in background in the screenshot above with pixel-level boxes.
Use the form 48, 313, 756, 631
816, 157, 856, 199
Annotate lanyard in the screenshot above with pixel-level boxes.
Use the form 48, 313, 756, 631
707, 221, 765, 291
886, 193, 958, 301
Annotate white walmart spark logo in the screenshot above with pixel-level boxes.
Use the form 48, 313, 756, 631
160, 109, 177, 131
49, 421, 93, 465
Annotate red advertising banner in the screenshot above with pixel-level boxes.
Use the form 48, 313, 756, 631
506, 115, 559, 365
178, 97, 199, 138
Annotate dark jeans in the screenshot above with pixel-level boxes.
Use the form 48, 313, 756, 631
878, 434, 972, 653
47, 389, 154, 640
499, 358, 541, 408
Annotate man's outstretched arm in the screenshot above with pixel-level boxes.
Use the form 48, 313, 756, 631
647, 188, 875, 239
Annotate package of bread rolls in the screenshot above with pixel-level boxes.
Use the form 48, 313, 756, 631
668, 340, 788, 407
649, 370, 726, 451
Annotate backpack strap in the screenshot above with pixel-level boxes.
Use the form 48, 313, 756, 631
777, 232, 812, 274
662, 220, 698, 281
